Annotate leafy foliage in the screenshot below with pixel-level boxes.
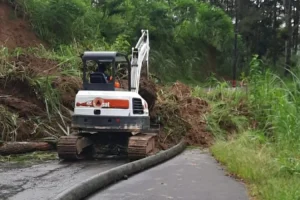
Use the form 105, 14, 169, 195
13, 0, 235, 82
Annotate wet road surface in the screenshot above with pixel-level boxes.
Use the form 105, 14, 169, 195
0, 158, 127, 200
87, 149, 249, 200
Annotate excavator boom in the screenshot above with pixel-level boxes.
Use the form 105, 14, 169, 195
130, 30, 150, 93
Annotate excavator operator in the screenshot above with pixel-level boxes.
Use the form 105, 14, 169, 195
97, 63, 110, 80
97, 62, 120, 88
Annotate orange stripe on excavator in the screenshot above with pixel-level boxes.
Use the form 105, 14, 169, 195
102, 99, 129, 109
76, 99, 130, 109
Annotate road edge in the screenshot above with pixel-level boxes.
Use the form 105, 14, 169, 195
53, 140, 187, 200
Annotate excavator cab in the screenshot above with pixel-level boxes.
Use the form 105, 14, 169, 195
81, 51, 131, 91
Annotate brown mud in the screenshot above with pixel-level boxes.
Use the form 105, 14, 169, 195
0, 2, 45, 49
10, 54, 59, 76
52, 76, 82, 110
0, 2, 63, 141
151, 81, 213, 148
139, 77, 157, 112
0, 54, 60, 115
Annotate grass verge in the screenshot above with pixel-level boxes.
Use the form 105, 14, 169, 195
201, 56, 300, 200
211, 132, 300, 200
0, 151, 58, 163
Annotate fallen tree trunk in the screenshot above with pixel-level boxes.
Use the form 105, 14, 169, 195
0, 142, 53, 155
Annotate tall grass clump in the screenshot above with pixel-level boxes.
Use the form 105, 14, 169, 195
193, 80, 250, 140
248, 55, 300, 151
209, 55, 300, 200
0, 106, 19, 141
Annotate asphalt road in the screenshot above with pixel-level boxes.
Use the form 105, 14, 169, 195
0, 158, 127, 200
87, 149, 249, 200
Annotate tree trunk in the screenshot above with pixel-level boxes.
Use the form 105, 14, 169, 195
233, 0, 238, 87
0, 142, 53, 156
293, 0, 299, 54
285, 0, 292, 76
207, 45, 217, 75
273, 0, 277, 66
226, 0, 229, 12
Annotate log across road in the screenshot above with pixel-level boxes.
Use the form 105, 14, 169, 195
86, 149, 249, 200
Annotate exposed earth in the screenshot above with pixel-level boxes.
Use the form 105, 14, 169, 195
0, 3, 44, 49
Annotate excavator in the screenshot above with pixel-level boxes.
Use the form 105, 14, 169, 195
57, 30, 158, 160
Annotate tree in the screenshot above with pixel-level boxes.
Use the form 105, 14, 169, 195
285, 0, 292, 76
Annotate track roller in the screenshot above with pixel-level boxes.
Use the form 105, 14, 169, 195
57, 135, 93, 160
128, 133, 157, 160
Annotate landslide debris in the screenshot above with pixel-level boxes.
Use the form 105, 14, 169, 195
0, 2, 46, 49
150, 81, 213, 149
0, 2, 214, 151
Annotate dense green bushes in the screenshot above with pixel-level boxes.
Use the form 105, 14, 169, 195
12, 0, 236, 82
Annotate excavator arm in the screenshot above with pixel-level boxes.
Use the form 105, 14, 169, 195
130, 29, 150, 93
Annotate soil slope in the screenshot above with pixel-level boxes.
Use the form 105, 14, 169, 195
0, 2, 44, 49
0, 2, 213, 149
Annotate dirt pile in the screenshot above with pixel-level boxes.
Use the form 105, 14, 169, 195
52, 76, 82, 110
0, 78, 44, 111
10, 54, 59, 76
139, 77, 157, 112
0, 96, 44, 118
0, 52, 79, 141
117, 76, 157, 113
1, 54, 59, 109
0, 3, 57, 139
0, 2, 45, 49
152, 81, 213, 149
2, 52, 81, 110
115, 77, 212, 148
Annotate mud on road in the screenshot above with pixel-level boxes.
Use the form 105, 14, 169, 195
0, 158, 127, 200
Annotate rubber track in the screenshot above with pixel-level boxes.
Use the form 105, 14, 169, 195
128, 134, 156, 159
57, 135, 83, 160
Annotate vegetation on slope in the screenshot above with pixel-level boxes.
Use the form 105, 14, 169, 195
0, 0, 236, 144
10, 0, 235, 81
199, 56, 300, 200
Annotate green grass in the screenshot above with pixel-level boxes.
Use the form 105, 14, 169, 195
211, 132, 300, 200
196, 55, 300, 200
0, 151, 58, 164
186, 145, 203, 149
0, 106, 19, 141
192, 81, 250, 140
